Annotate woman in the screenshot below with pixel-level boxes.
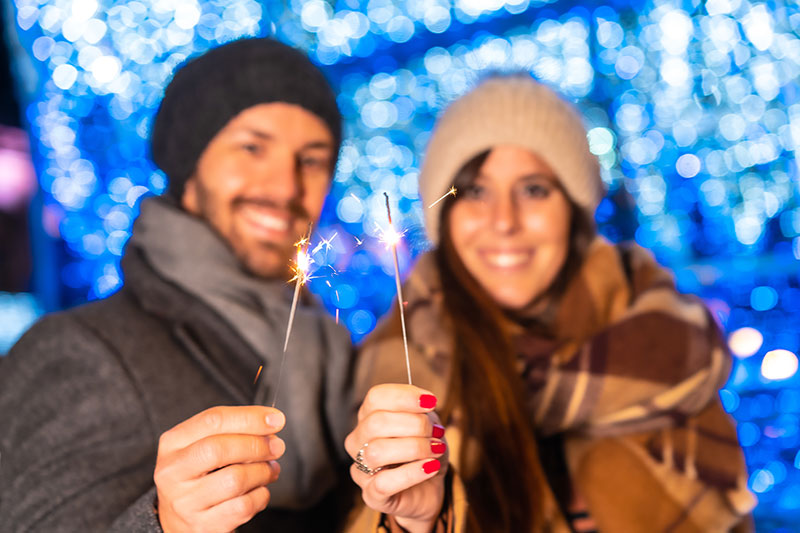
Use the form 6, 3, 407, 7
344, 75, 755, 532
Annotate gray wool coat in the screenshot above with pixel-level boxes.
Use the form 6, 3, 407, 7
0, 246, 358, 532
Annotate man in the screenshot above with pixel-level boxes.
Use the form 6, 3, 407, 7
0, 38, 357, 532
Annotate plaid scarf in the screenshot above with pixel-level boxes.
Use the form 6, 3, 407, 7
357, 236, 755, 532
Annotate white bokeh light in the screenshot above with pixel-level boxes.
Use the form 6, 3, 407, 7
728, 327, 764, 358
761, 349, 799, 381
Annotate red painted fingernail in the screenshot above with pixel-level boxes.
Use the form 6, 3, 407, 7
431, 441, 446, 454
423, 459, 441, 474
432, 424, 445, 439
419, 394, 437, 409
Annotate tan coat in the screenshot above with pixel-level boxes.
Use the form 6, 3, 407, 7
348, 238, 755, 532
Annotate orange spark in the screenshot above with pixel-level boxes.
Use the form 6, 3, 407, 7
253, 365, 263, 385
289, 249, 312, 285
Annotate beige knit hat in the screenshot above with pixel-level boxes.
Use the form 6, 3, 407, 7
419, 74, 605, 245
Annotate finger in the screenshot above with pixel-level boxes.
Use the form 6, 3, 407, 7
359, 384, 438, 421
359, 437, 447, 470
346, 411, 444, 458
362, 458, 443, 508
159, 406, 286, 454
202, 485, 271, 532
190, 462, 277, 510
268, 460, 281, 483
426, 410, 443, 427
171, 434, 285, 479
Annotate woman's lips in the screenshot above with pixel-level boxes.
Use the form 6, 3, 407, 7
477, 249, 535, 270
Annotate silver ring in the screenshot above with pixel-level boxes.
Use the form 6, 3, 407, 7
354, 442, 382, 476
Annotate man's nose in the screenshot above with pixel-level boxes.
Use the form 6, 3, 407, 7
262, 147, 302, 204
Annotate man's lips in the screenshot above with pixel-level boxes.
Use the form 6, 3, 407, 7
238, 203, 292, 238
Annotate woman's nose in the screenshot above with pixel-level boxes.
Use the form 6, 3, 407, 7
491, 193, 520, 235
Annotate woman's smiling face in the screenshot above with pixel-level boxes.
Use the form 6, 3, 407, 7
447, 145, 572, 311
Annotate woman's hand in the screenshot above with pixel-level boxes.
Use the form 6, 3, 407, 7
345, 384, 448, 533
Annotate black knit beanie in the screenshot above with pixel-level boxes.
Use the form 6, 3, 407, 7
151, 37, 342, 202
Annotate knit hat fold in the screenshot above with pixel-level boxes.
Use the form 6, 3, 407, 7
419, 74, 604, 245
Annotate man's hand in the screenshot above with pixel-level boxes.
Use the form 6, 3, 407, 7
345, 384, 448, 533
153, 406, 286, 533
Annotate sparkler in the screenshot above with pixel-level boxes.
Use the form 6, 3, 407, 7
271, 224, 314, 408
326, 280, 341, 325
427, 186, 457, 209
311, 232, 338, 256
382, 192, 413, 385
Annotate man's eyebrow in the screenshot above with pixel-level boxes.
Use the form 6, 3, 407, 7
232, 128, 272, 140
238, 129, 332, 151
301, 141, 334, 151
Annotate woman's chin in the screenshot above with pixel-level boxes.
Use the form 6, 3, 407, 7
488, 290, 538, 312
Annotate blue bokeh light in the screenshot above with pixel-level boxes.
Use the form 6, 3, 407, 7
8, 1, 800, 528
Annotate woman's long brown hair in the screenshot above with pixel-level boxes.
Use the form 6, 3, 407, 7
435, 150, 595, 532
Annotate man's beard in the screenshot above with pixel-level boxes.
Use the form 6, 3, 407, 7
232, 237, 296, 279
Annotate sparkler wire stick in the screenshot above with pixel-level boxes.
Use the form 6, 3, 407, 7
427, 186, 457, 209
271, 223, 313, 407
383, 192, 413, 385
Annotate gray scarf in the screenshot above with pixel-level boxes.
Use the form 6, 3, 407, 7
131, 197, 293, 365
129, 196, 351, 508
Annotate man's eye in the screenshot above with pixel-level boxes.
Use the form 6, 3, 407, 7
242, 144, 262, 155
300, 157, 328, 170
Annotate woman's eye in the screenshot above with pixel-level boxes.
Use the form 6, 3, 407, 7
522, 183, 550, 198
461, 184, 485, 199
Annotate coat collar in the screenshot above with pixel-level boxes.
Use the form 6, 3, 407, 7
121, 246, 260, 404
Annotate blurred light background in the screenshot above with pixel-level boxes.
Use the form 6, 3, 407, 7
0, 0, 798, 529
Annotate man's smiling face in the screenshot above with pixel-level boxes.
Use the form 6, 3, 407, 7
181, 102, 335, 278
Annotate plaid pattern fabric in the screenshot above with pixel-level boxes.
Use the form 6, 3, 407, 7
355, 237, 755, 532
509, 239, 744, 495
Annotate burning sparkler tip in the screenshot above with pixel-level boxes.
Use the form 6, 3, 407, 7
428, 186, 458, 209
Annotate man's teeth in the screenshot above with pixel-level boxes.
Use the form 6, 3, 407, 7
244, 207, 289, 231
484, 252, 531, 268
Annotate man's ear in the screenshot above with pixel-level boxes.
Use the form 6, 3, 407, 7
181, 176, 199, 214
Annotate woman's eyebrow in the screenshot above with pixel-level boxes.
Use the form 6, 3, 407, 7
518, 172, 557, 182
